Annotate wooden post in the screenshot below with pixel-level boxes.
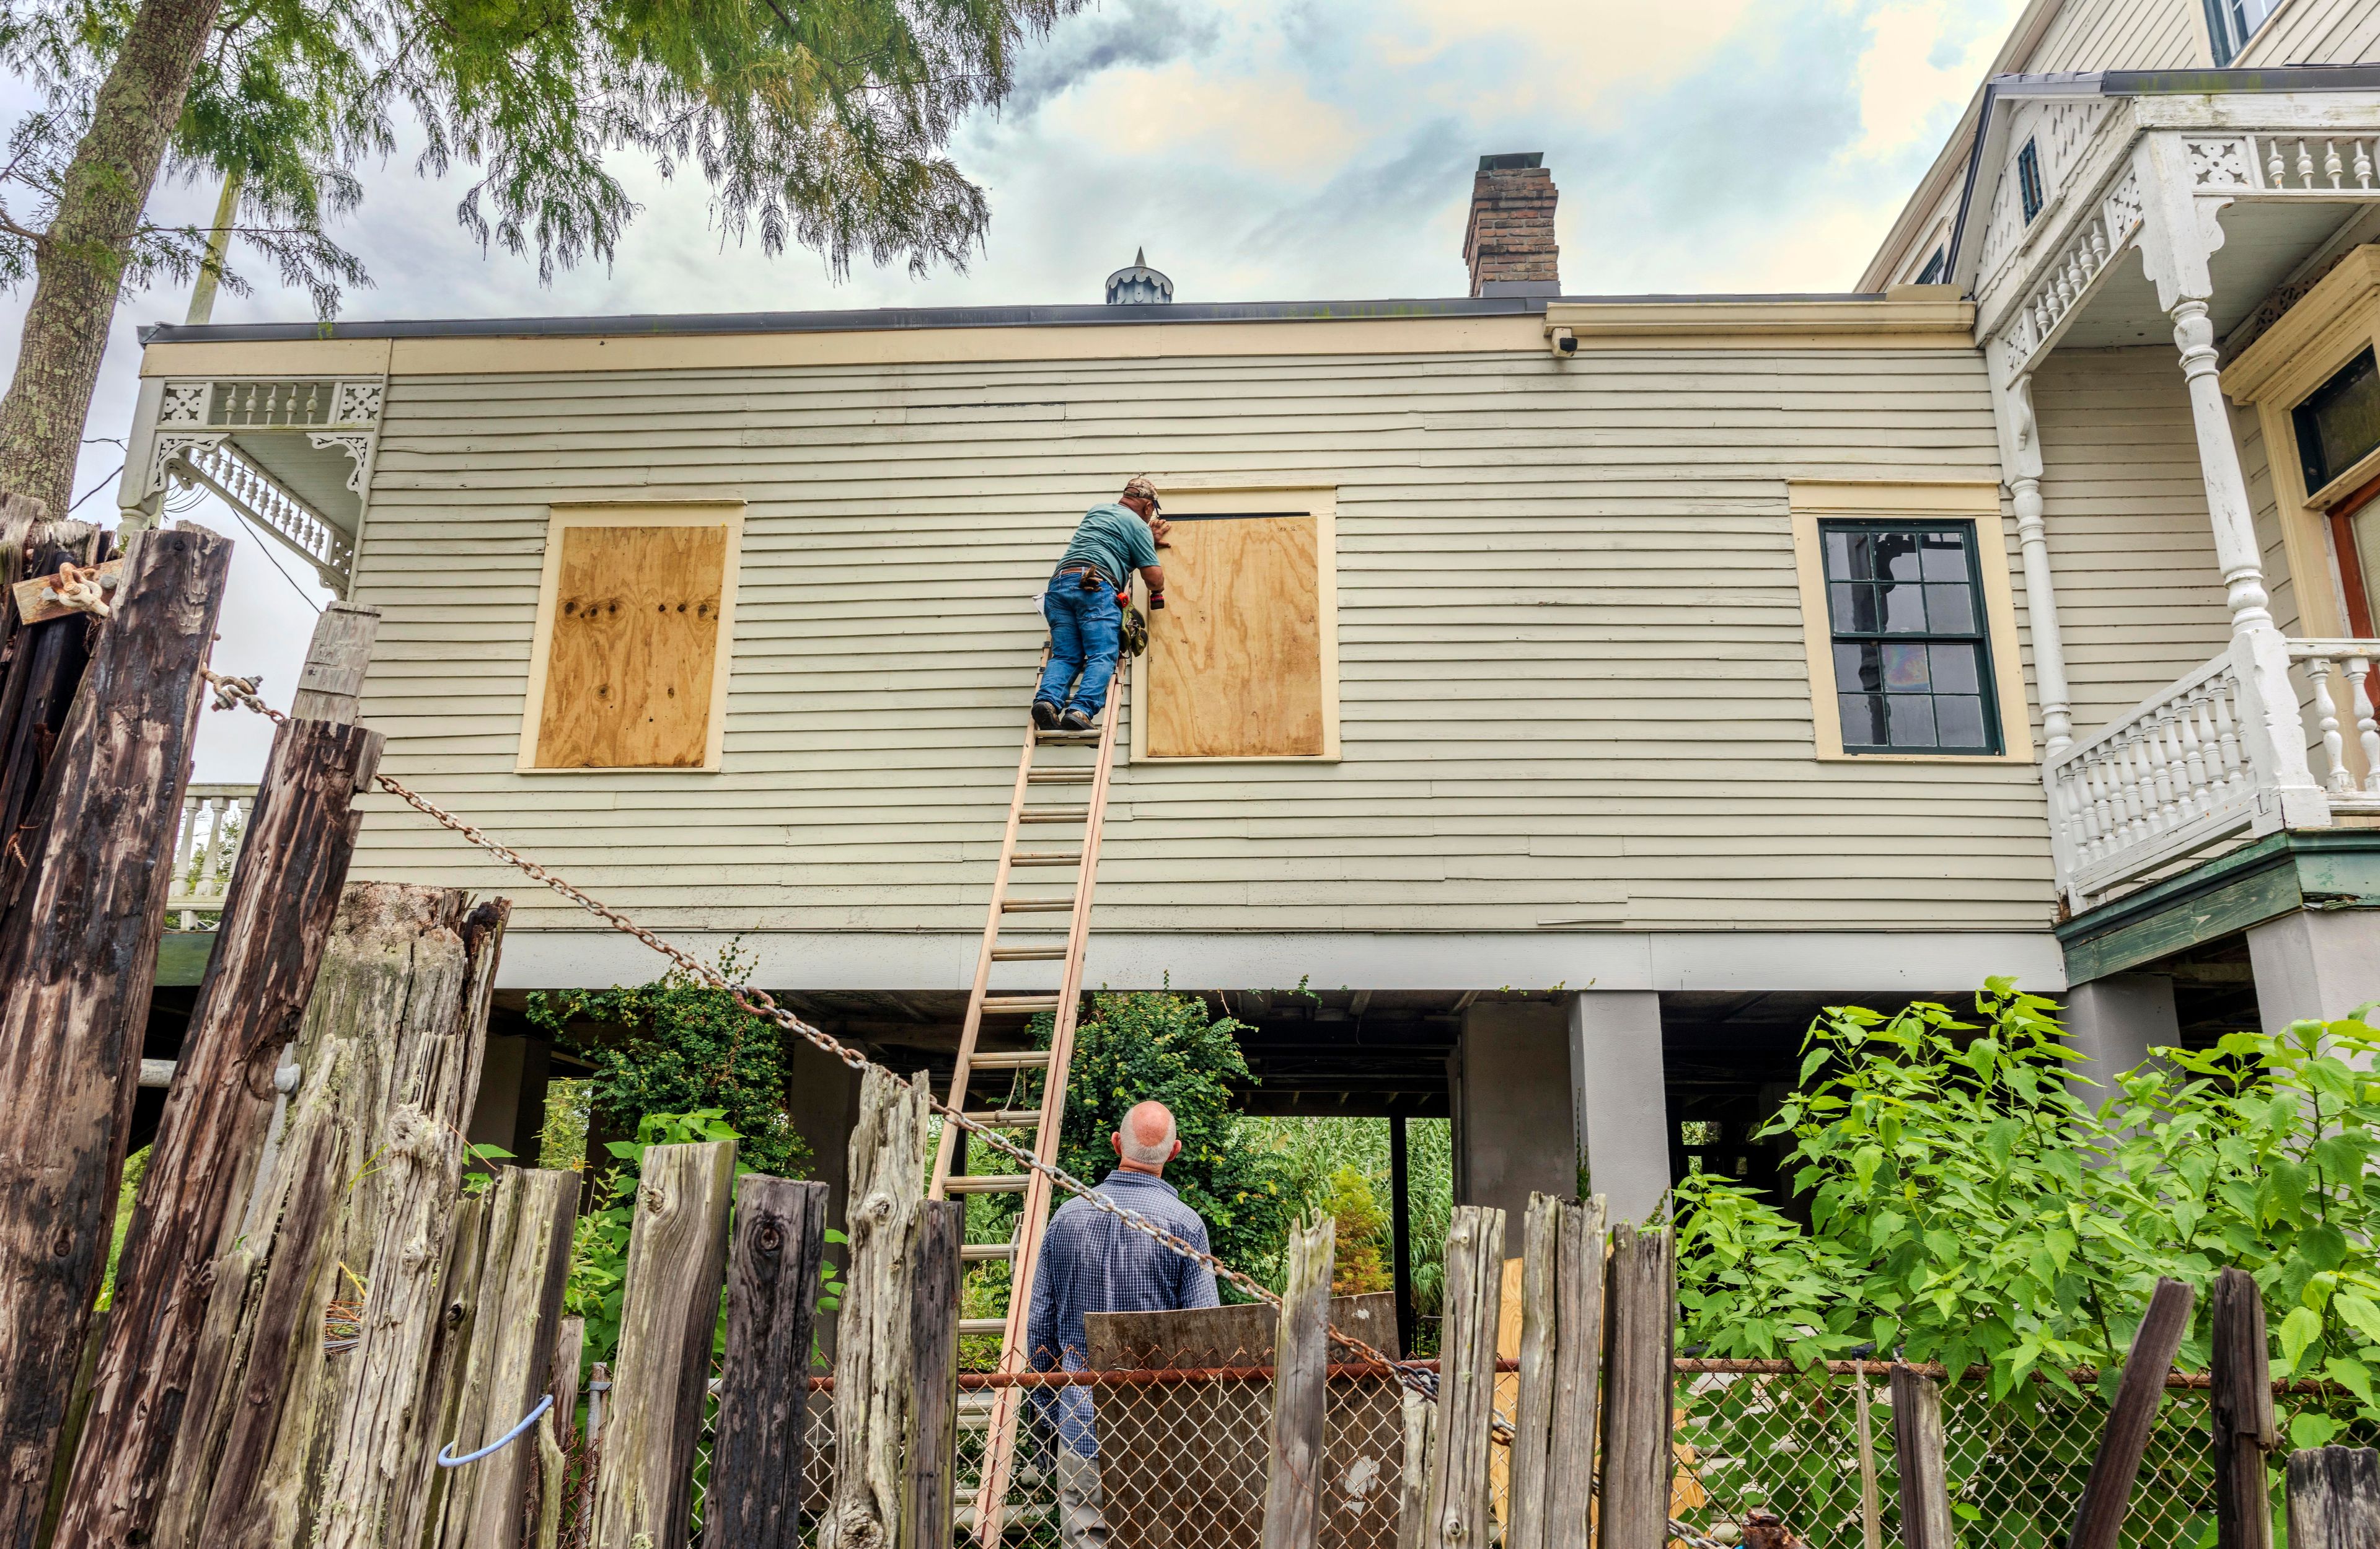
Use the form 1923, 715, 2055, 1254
1599, 1221, 1675, 1549
707, 1176, 831, 1549
1397, 1386, 1435, 1549
1505, 1193, 1564, 1549
902, 1198, 964, 1549
53, 602, 384, 1549
587, 1139, 737, 1549
288, 602, 381, 721
1391, 1114, 1414, 1358
1545, 1196, 1608, 1549
2069, 1276, 2197, 1549
307, 889, 511, 1549
822, 1068, 932, 1549
1422, 1205, 1507, 1549
414, 1191, 495, 1549
0, 517, 101, 911
1890, 1364, 1953, 1549
2212, 1266, 2276, 1549
0, 525, 229, 1548
1262, 1211, 1337, 1549
2288, 1447, 2380, 1549
431, 1168, 581, 1549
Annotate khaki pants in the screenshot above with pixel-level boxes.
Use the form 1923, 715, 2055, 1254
1055, 1448, 1107, 1549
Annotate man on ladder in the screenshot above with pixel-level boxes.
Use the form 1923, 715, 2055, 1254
1033, 476, 1168, 731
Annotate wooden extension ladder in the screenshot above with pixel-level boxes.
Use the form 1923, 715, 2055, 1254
930, 656, 1128, 1547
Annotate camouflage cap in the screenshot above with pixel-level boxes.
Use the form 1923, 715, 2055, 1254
1121, 476, 1161, 510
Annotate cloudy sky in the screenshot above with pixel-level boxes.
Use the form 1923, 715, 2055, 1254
11, 0, 2025, 778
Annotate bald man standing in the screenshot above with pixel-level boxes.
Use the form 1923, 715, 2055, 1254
1025, 1099, 1220, 1549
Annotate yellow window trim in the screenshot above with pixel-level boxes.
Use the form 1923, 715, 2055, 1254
1128, 482, 1341, 765
2219, 245, 2380, 642
1788, 481, 2034, 765
517, 501, 745, 774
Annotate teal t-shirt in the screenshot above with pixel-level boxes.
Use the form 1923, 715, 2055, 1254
1056, 503, 1158, 587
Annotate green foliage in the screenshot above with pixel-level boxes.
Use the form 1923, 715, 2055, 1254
1323, 1165, 1390, 1296
1239, 1113, 1453, 1334
527, 947, 811, 1181
0, 0, 1084, 310
1675, 980, 2380, 1428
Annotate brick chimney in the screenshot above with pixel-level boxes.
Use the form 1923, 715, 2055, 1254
1464, 152, 1559, 298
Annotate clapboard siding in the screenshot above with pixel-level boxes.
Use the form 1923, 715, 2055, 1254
342, 342, 2062, 941
2239, 0, 2380, 63
2024, 0, 2206, 70
2032, 346, 2239, 737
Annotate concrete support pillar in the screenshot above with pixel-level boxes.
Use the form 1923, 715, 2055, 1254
2248, 910, 2380, 1033
2060, 974, 2177, 1104
1567, 991, 1671, 1224
1450, 1001, 1576, 1224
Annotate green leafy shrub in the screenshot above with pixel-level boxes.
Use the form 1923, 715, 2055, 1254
1323, 1165, 1391, 1295
527, 946, 811, 1180
1676, 978, 2380, 1437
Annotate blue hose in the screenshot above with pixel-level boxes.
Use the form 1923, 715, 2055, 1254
437, 1392, 555, 1468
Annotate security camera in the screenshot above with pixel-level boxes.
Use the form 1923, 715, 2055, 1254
1546, 326, 1578, 359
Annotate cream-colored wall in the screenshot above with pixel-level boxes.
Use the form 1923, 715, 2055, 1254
2021, 0, 2207, 69
2239, 0, 2380, 63
2030, 346, 2239, 736
335, 343, 2055, 942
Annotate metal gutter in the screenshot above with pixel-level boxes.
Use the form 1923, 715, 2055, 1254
138, 292, 1890, 346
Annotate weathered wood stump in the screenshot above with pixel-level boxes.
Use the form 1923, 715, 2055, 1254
707, 1175, 830, 1549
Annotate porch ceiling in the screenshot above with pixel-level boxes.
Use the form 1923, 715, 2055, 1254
230, 431, 364, 535
2053, 201, 2374, 353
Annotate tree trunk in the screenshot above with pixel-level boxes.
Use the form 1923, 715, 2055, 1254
0, 525, 229, 1549
0, 0, 226, 514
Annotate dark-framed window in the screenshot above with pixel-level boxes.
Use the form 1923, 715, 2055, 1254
1822, 520, 2002, 755
2205, 0, 2283, 63
1915, 247, 1947, 285
2293, 346, 2380, 494
2017, 139, 2045, 222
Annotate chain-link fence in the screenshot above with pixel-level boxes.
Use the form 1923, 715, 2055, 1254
621, 1359, 2348, 1548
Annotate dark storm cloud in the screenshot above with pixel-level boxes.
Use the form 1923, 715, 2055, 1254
1003, 0, 1225, 120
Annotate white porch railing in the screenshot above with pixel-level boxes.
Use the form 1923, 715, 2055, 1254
2048, 639, 2380, 909
169, 783, 256, 927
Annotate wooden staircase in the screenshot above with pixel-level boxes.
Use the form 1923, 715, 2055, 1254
929, 658, 1128, 1546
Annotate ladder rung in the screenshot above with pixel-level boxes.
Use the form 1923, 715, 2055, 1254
990, 946, 1067, 962
1026, 770, 1095, 784
963, 1109, 1044, 1127
945, 1174, 1033, 1195
981, 994, 1060, 1014
1001, 898, 1075, 913
1018, 807, 1090, 823
1035, 730, 1100, 744
961, 1242, 1017, 1262
967, 1049, 1053, 1070
959, 1317, 1010, 1335
1008, 851, 1083, 867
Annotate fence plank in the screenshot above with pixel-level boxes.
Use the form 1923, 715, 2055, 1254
1890, 1365, 1952, 1549
1423, 1205, 1506, 1549
433, 1167, 580, 1549
1854, 1372, 1882, 1549
2069, 1276, 2197, 1549
1599, 1221, 1674, 1549
708, 1176, 831, 1549
1397, 1386, 1435, 1549
1504, 1193, 1563, 1549
2288, 1447, 2380, 1549
588, 1139, 737, 1549
54, 680, 382, 1549
1261, 1212, 1336, 1549
1545, 1196, 1607, 1549
413, 1191, 494, 1549
902, 1198, 964, 1549
823, 1068, 931, 1549
0, 527, 229, 1547
309, 890, 511, 1549
2212, 1265, 2276, 1549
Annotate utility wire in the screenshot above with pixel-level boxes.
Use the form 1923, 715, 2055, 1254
65, 460, 126, 515
216, 500, 327, 615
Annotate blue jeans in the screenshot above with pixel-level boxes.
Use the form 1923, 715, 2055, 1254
1036, 575, 1122, 716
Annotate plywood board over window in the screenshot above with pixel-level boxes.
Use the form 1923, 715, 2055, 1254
518, 503, 743, 771
1134, 486, 1339, 761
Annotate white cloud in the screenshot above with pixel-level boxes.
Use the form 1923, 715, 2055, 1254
1845, 1, 2006, 163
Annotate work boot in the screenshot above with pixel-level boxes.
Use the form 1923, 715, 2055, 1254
1060, 708, 1095, 732
1033, 700, 1061, 731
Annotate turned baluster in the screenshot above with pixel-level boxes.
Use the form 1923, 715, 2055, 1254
2327, 140, 2345, 189
2071, 760, 2103, 861
2347, 656, 2380, 794
2213, 682, 2245, 792
2143, 714, 2177, 830
2298, 139, 2319, 188
2308, 656, 2351, 793
2120, 732, 2153, 841
2358, 140, 2376, 188
170, 797, 201, 894
2176, 693, 2210, 815
2267, 138, 2288, 185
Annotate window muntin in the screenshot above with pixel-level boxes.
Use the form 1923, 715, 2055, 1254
1820, 520, 2001, 755
2294, 346, 2380, 494
2017, 140, 2045, 223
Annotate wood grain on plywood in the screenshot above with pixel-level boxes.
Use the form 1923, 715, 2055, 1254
536, 523, 726, 768
1148, 516, 1324, 758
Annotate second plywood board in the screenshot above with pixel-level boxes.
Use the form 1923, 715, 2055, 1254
536, 522, 728, 768
1147, 514, 1325, 758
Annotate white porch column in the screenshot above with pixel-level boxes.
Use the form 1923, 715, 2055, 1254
114, 377, 166, 532
1985, 351, 2076, 753
2134, 131, 2330, 824
1567, 991, 1670, 1223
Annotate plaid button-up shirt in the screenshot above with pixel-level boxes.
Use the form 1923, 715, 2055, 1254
1025, 1169, 1220, 1457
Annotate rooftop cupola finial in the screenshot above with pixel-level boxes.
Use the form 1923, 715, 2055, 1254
1105, 249, 1173, 305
